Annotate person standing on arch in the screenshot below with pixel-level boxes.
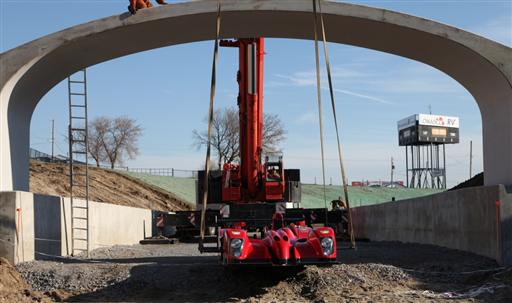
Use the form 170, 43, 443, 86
128, 0, 168, 15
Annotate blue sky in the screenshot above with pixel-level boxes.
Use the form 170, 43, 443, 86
1, 0, 511, 186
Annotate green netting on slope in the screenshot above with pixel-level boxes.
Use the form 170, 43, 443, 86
125, 172, 442, 210
125, 172, 196, 206
301, 184, 443, 209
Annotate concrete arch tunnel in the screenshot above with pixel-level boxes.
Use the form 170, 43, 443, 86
0, 0, 511, 191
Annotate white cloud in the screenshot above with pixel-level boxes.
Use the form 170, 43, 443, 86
333, 88, 395, 105
161, 89, 173, 96
295, 111, 318, 124
274, 70, 395, 105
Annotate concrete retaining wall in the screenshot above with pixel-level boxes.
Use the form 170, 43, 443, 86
352, 185, 512, 265
0, 191, 151, 264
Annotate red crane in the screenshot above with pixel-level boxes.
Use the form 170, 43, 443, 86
220, 38, 284, 203
152, 37, 348, 264
197, 37, 339, 266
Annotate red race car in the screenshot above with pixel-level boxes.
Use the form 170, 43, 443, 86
220, 213, 337, 266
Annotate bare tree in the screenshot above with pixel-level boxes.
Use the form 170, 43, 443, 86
88, 117, 109, 167
193, 107, 286, 168
262, 113, 286, 153
193, 108, 239, 169
101, 117, 143, 169
71, 116, 142, 168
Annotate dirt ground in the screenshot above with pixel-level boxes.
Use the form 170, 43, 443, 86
15, 241, 511, 302
0, 258, 52, 303
29, 161, 192, 211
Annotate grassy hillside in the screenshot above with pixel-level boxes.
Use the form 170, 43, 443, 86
125, 172, 196, 204
301, 184, 442, 208
125, 172, 443, 208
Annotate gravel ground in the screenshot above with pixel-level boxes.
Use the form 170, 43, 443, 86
16, 242, 512, 302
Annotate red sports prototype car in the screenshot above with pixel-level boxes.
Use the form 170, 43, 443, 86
220, 213, 337, 266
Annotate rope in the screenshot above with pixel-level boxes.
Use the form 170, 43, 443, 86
312, 0, 329, 226
316, 0, 356, 249
199, 0, 221, 251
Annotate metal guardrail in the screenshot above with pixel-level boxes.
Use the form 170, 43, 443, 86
30, 148, 198, 179
127, 168, 198, 179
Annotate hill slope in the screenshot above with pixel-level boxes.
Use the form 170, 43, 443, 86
125, 171, 196, 204
125, 172, 443, 208
29, 161, 193, 211
301, 184, 442, 208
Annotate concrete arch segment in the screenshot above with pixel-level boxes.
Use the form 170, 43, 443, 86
1, 0, 511, 191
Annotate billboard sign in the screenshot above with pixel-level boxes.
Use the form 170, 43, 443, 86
397, 114, 417, 131
418, 114, 459, 128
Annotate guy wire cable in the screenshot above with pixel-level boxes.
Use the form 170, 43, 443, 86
199, 0, 221, 251
312, 0, 329, 226
317, 0, 356, 248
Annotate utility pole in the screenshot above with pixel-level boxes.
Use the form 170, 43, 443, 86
51, 119, 55, 162
469, 140, 473, 179
390, 157, 395, 187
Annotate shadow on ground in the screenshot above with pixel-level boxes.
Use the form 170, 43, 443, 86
63, 242, 509, 302
68, 256, 303, 302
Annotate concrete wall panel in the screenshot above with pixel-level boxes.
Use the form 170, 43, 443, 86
0, 191, 152, 264
353, 185, 511, 265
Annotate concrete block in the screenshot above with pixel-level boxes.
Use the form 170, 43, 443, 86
352, 185, 512, 265
0, 191, 153, 264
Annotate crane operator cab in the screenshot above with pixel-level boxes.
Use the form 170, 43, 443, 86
263, 153, 285, 201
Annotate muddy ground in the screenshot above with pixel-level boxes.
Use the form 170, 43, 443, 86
29, 161, 191, 211
0, 257, 52, 303
15, 241, 511, 302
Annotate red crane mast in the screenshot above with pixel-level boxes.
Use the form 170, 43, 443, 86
220, 38, 283, 202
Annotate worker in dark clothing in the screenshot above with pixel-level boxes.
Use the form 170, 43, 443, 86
128, 0, 168, 15
331, 196, 347, 210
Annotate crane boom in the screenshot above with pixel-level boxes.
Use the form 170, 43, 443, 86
220, 38, 281, 202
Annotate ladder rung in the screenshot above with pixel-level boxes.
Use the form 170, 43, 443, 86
73, 227, 88, 231
71, 184, 87, 187
70, 93, 86, 96
73, 248, 88, 252
73, 237, 88, 241
73, 217, 88, 220
70, 104, 86, 108
70, 128, 86, 131
72, 206, 88, 210
69, 80, 85, 84
72, 151, 87, 154
71, 116, 86, 120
